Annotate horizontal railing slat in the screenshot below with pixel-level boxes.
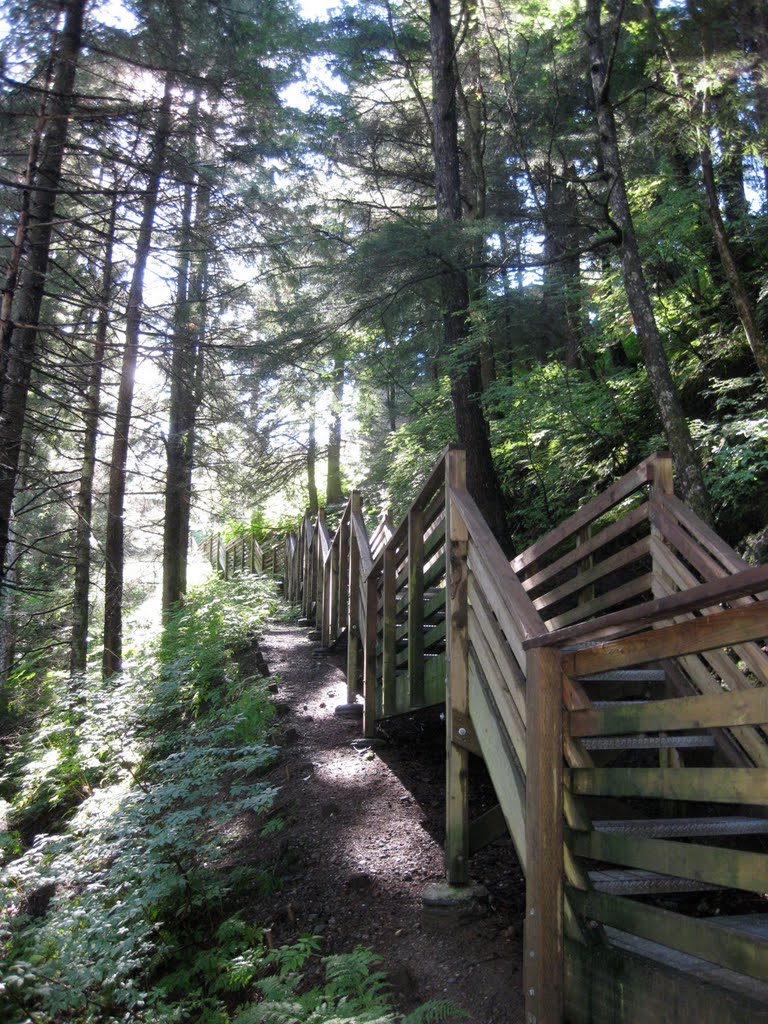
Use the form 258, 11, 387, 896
568, 766, 768, 804
569, 828, 768, 894
569, 888, 768, 983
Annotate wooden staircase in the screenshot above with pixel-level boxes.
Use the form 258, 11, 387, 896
202, 448, 768, 1024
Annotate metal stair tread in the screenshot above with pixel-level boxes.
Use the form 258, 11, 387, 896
582, 734, 715, 750
589, 868, 720, 894
592, 816, 768, 838
578, 668, 667, 683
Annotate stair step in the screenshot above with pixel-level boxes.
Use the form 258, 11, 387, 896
578, 669, 667, 683
590, 869, 720, 895
582, 734, 715, 750
593, 817, 768, 838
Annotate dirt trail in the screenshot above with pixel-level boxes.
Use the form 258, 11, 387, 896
247, 622, 526, 1023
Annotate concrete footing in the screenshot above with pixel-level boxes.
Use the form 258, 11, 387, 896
334, 702, 363, 719
421, 882, 488, 930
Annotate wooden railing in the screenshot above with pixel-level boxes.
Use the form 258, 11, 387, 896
203, 449, 768, 1024
198, 530, 284, 581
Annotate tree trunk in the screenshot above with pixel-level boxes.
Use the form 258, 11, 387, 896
307, 402, 319, 515
699, 134, 768, 387
326, 352, 345, 505
542, 164, 585, 370
70, 189, 118, 676
162, 99, 209, 615
0, 0, 86, 579
103, 74, 174, 677
429, 0, 509, 544
586, 0, 711, 522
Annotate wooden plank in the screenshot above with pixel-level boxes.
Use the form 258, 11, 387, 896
468, 638, 527, 772
468, 579, 527, 723
547, 574, 653, 631
570, 888, 768, 984
351, 510, 373, 578
651, 537, 768, 685
513, 457, 654, 575
445, 451, 470, 885
569, 687, 768, 738
381, 546, 397, 717
408, 504, 425, 706
468, 659, 527, 868
346, 495, 362, 703
533, 536, 650, 613
527, 562, 768, 651
569, 828, 768, 894
568, 766, 768, 804
563, 603, 768, 677
525, 645, 564, 1024
452, 488, 544, 642
659, 491, 757, 578
523, 503, 649, 596
363, 572, 379, 737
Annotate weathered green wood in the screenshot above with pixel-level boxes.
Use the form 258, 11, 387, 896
569, 888, 768, 983
468, 626, 526, 771
570, 686, 768, 738
445, 450, 469, 886
569, 827, 768, 893
568, 766, 768, 804
564, 603, 768, 677
362, 579, 380, 735
467, 658, 527, 869
408, 505, 425, 706
525, 645, 564, 1024
382, 545, 397, 717
468, 575, 527, 720
346, 495, 362, 703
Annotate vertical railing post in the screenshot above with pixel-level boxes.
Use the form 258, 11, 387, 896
408, 502, 425, 707
325, 537, 338, 647
524, 645, 564, 1024
363, 570, 379, 736
381, 541, 397, 716
338, 505, 350, 644
444, 447, 469, 884
315, 509, 326, 629
347, 493, 361, 703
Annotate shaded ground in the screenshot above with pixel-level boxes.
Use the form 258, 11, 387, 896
234, 622, 527, 1022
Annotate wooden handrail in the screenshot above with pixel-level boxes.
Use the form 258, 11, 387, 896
351, 509, 373, 578
563, 602, 768, 676
512, 454, 659, 575
525, 564, 768, 650
450, 486, 544, 641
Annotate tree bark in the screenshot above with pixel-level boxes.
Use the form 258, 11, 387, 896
586, 0, 711, 522
0, 0, 87, 580
326, 352, 345, 505
162, 97, 209, 615
103, 74, 174, 676
70, 189, 118, 676
429, 0, 509, 545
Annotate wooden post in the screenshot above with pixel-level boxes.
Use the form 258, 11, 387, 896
444, 447, 469, 884
382, 541, 397, 716
524, 645, 564, 1024
347, 493, 362, 703
339, 505, 350, 641
326, 538, 339, 647
363, 571, 379, 736
408, 503, 425, 707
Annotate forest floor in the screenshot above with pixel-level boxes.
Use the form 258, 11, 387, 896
229, 621, 527, 1023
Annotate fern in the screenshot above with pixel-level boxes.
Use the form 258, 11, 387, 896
401, 1000, 471, 1023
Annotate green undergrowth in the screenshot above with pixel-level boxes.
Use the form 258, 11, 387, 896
0, 574, 464, 1024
